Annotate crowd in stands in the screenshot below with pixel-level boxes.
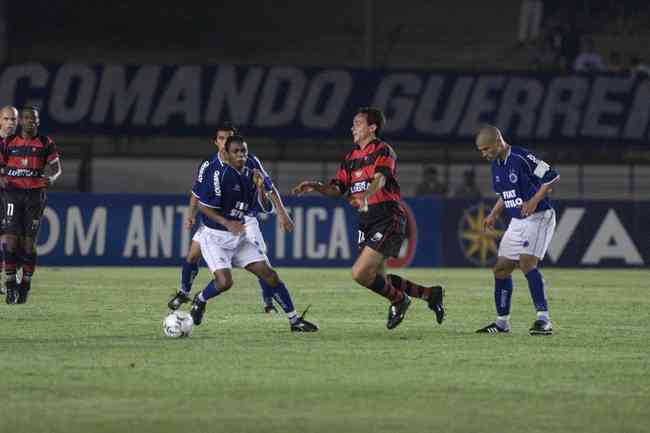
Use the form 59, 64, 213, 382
415, 167, 482, 200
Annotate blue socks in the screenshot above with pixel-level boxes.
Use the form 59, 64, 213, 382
494, 276, 513, 329
271, 281, 297, 318
180, 261, 199, 294
258, 278, 275, 307
525, 268, 548, 314
198, 280, 225, 302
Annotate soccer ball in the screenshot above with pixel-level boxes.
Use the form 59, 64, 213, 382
162, 311, 193, 338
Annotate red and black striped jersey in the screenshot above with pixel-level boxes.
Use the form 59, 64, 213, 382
0, 134, 60, 189
330, 139, 403, 221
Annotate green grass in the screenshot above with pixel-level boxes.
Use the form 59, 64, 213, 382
1, 267, 649, 433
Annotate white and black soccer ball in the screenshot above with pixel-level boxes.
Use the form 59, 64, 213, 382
162, 311, 193, 338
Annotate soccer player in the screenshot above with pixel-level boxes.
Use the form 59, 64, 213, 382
474, 125, 559, 335
0, 107, 62, 304
0, 106, 19, 295
291, 107, 445, 330
167, 124, 294, 314
189, 134, 317, 332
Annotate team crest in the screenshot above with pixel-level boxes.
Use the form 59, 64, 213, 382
370, 232, 383, 242
508, 172, 518, 183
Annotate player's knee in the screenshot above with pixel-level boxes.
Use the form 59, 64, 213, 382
265, 270, 280, 287
519, 258, 538, 274
351, 266, 373, 286
186, 242, 202, 263
214, 275, 233, 291
493, 263, 513, 279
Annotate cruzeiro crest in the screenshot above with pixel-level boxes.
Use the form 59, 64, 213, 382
457, 203, 505, 266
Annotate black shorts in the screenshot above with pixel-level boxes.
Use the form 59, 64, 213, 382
2, 188, 47, 237
357, 212, 406, 258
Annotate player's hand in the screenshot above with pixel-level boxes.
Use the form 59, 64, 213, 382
520, 200, 538, 217
185, 215, 195, 229
252, 169, 265, 190
483, 213, 497, 231
291, 181, 319, 196
224, 220, 245, 234
349, 195, 368, 212
0, 176, 7, 188
278, 212, 294, 232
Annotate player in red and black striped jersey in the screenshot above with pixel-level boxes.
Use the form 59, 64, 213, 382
0, 106, 62, 304
292, 107, 445, 329
0, 106, 19, 296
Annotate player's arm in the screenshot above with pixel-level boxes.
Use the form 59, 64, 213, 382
521, 153, 560, 217
268, 186, 294, 231
484, 197, 505, 231
291, 180, 343, 198
521, 179, 559, 217
44, 158, 62, 186
198, 203, 244, 234
186, 194, 200, 229
349, 173, 385, 212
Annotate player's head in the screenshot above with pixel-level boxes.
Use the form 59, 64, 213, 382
0, 105, 18, 136
213, 122, 238, 152
225, 135, 248, 170
352, 107, 385, 145
475, 125, 506, 161
20, 106, 40, 136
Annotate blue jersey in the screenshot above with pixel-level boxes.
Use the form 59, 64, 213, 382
191, 152, 274, 227
491, 146, 559, 219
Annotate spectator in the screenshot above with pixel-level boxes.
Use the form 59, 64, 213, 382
607, 51, 625, 73
573, 37, 605, 72
453, 169, 482, 201
518, 0, 544, 44
415, 166, 448, 197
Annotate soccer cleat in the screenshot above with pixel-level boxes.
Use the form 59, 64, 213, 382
386, 294, 411, 330
167, 291, 191, 310
290, 305, 318, 332
189, 294, 206, 326
16, 283, 30, 304
476, 322, 510, 334
427, 285, 445, 324
5, 285, 17, 304
264, 303, 278, 314
529, 319, 553, 336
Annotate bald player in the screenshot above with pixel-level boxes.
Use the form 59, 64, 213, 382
475, 125, 559, 336
0, 106, 19, 295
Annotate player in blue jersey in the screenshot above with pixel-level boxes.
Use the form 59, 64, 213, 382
167, 124, 294, 313
188, 134, 317, 332
475, 125, 559, 336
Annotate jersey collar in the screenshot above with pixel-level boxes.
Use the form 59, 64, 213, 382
497, 145, 511, 166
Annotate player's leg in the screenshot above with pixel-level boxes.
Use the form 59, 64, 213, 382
168, 238, 202, 310
189, 229, 236, 325
477, 218, 521, 333
243, 217, 276, 313
16, 189, 47, 304
244, 259, 317, 332
0, 196, 5, 295
2, 190, 23, 304
520, 210, 556, 336
385, 260, 445, 324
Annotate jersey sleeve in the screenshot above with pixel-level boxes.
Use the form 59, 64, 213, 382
197, 164, 223, 209
523, 151, 559, 184
191, 160, 210, 197
249, 154, 274, 189
0, 138, 6, 167
374, 144, 397, 178
329, 160, 350, 196
45, 137, 60, 163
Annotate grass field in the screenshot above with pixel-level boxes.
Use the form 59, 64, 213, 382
1, 267, 649, 433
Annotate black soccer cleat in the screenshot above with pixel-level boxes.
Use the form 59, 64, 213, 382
427, 285, 445, 324
290, 305, 318, 332
386, 294, 411, 330
5, 285, 17, 304
476, 322, 510, 334
529, 319, 553, 336
16, 283, 30, 304
189, 294, 206, 326
264, 303, 278, 314
168, 291, 191, 311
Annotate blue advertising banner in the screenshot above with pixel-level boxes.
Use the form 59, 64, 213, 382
36, 194, 441, 268
2, 63, 649, 144
35, 194, 649, 267
442, 199, 649, 267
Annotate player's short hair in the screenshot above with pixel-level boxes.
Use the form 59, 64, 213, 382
357, 107, 386, 134
225, 134, 246, 152
21, 106, 39, 115
214, 122, 238, 137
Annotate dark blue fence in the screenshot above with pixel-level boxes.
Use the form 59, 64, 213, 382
36, 194, 648, 267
